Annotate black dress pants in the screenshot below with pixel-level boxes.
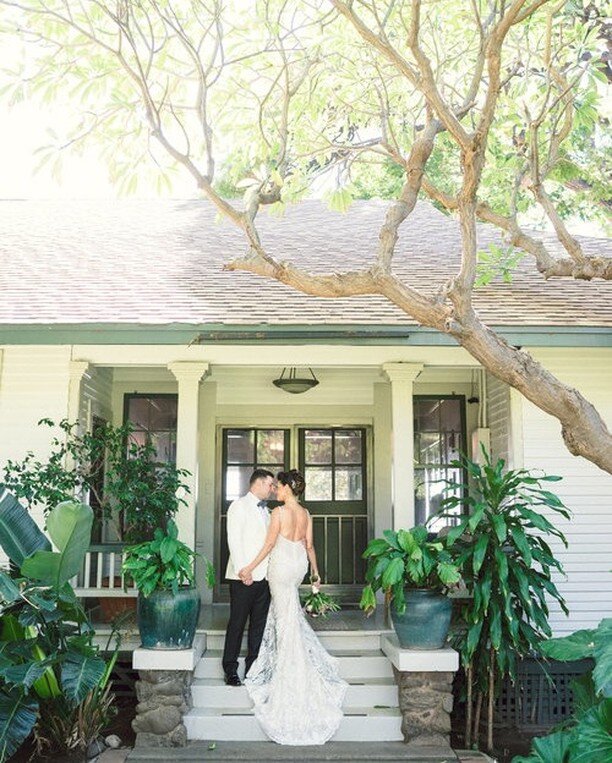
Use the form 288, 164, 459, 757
222, 579, 271, 677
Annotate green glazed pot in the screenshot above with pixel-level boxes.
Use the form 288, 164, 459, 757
137, 586, 201, 650
390, 588, 452, 650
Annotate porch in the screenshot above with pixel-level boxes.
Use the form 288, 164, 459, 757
67, 343, 516, 610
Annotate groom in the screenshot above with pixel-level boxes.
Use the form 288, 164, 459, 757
222, 468, 276, 686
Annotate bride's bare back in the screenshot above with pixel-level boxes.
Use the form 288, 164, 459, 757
278, 502, 310, 543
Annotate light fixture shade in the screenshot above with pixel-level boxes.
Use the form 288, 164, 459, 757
273, 367, 319, 394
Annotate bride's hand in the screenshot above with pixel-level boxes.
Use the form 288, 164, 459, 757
238, 567, 253, 585
311, 574, 321, 593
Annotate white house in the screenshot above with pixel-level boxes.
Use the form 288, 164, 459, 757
0, 198, 610, 640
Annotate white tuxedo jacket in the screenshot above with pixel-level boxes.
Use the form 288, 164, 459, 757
225, 491, 270, 581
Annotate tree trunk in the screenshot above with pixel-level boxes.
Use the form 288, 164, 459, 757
465, 662, 473, 749
487, 649, 495, 753
473, 691, 483, 749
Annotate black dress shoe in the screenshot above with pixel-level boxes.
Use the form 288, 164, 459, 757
224, 673, 242, 686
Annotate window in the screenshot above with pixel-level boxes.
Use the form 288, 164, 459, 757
414, 396, 466, 528
301, 428, 365, 505
123, 394, 178, 464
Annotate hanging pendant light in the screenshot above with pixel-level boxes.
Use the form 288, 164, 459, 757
273, 367, 319, 394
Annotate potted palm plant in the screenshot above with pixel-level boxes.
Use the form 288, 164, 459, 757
122, 520, 215, 649
360, 525, 461, 649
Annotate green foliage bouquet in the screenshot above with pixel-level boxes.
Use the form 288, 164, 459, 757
301, 577, 341, 618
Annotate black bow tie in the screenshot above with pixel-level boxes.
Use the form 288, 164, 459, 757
257, 500, 268, 509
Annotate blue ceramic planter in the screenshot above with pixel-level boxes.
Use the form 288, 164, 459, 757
137, 586, 201, 650
390, 588, 452, 649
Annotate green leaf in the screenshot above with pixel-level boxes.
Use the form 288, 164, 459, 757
0, 690, 38, 760
21, 501, 93, 588
61, 651, 106, 704
0, 572, 21, 603
592, 619, 612, 697
381, 556, 405, 589
510, 525, 532, 565
540, 628, 597, 662
569, 699, 612, 763
490, 513, 506, 543
473, 535, 489, 574
0, 660, 50, 690
513, 728, 573, 763
0, 486, 51, 567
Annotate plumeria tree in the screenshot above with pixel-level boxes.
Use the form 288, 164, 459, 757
1, 0, 610, 471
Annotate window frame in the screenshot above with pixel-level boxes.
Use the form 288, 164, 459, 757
122, 392, 179, 465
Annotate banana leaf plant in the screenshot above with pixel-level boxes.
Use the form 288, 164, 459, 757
0, 487, 117, 760
514, 619, 612, 763
435, 452, 570, 754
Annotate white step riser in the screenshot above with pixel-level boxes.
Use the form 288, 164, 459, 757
204, 632, 387, 652
194, 655, 394, 681
191, 683, 398, 709
184, 714, 403, 742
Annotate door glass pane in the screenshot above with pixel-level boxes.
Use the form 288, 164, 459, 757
444, 432, 461, 463
257, 430, 285, 464
226, 430, 255, 463
335, 467, 363, 500
335, 430, 362, 464
225, 465, 252, 501
304, 430, 333, 464
304, 467, 333, 501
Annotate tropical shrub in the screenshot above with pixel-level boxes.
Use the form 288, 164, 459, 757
359, 525, 460, 615
0, 488, 118, 760
2, 418, 190, 542
514, 619, 612, 763
437, 452, 570, 752
122, 519, 214, 596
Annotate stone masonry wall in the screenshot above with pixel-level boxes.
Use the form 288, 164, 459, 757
132, 669, 193, 748
393, 667, 454, 747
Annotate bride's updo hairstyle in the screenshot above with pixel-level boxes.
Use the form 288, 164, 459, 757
277, 469, 306, 497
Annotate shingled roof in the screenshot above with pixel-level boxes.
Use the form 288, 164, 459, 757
1, 198, 610, 328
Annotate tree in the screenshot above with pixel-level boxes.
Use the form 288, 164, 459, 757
1, 0, 611, 472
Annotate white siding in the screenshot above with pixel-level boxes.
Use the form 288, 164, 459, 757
487, 373, 511, 464
80, 365, 113, 428
521, 347, 612, 635
0, 346, 72, 546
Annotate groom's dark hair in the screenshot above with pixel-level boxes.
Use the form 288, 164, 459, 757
250, 468, 275, 485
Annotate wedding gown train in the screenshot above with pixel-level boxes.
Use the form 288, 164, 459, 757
244, 533, 348, 745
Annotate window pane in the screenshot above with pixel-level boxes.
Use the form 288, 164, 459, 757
128, 430, 147, 449
227, 430, 255, 464
439, 398, 462, 432
149, 397, 177, 430
417, 431, 442, 464
127, 398, 150, 429
257, 430, 285, 464
335, 430, 362, 464
443, 431, 462, 463
335, 467, 363, 500
304, 430, 332, 464
414, 399, 440, 432
150, 432, 176, 463
225, 465, 252, 501
304, 467, 333, 501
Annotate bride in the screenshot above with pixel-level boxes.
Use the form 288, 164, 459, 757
237, 469, 348, 745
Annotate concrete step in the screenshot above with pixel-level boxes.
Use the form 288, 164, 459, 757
184, 705, 404, 742
191, 677, 399, 709
194, 649, 395, 681
203, 629, 390, 652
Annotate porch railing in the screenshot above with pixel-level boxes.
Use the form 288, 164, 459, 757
312, 514, 368, 586
72, 543, 137, 598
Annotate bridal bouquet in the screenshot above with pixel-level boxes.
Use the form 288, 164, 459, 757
301, 578, 341, 618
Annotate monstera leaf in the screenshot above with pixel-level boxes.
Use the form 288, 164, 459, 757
0, 486, 50, 567
21, 501, 93, 588
0, 690, 38, 760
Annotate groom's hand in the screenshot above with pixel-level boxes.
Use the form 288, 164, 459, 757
238, 568, 253, 586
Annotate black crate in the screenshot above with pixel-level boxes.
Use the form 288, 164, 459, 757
495, 657, 593, 731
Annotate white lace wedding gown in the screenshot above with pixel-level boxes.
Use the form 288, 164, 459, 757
244, 532, 348, 745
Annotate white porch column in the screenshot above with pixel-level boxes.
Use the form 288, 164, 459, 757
168, 361, 210, 550
67, 360, 90, 424
382, 363, 423, 531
